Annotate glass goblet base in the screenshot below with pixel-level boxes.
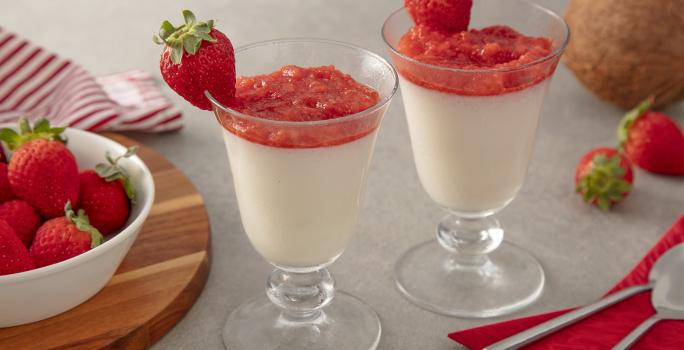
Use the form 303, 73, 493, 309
223, 291, 381, 350
395, 239, 544, 318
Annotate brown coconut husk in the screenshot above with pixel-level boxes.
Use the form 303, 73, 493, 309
564, 0, 684, 109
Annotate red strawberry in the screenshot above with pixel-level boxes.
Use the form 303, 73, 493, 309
575, 147, 634, 210
154, 10, 236, 111
618, 98, 684, 175
0, 200, 41, 247
0, 163, 17, 202
0, 119, 79, 218
79, 146, 136, 235
404, 0, 473, 33
0, 143, 7, 163
30, 202, 103, 268
0, 219, 34, 276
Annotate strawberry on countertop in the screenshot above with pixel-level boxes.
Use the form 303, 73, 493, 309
404, 0, 473, 33
575, 147, 634, 211
0, 219, 34, 276
79, 146, 136, 236
154, 10, 236, 111
618, 98, 684, 176
0, 200, 41, 248
30, 202, 103, 268
0, 119, 79, 218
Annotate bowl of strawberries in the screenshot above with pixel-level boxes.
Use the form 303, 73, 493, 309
0, 119, 154, 327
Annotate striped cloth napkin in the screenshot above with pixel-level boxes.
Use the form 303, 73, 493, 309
0, 27, 182, 132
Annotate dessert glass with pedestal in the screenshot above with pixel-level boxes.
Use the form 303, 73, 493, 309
383, 0, 569, 318
208, 39, 397, 349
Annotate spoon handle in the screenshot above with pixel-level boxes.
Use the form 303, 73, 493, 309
611, 315, 661, 350
485, 284, 652, 350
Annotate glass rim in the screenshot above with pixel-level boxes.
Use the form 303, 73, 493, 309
381, 0, 571, 74
206, 38, 399, 127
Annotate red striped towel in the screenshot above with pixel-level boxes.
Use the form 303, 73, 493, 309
0, 27, 182, 132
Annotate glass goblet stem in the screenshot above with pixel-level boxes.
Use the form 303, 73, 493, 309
437, 214, 504, 267
266, 267, 335, 321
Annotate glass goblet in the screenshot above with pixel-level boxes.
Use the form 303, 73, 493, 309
382, 0, 569, 317
208, 39, 398, 349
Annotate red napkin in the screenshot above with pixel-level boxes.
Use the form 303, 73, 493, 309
0, 27, 182, 132
449, 214, 684, 349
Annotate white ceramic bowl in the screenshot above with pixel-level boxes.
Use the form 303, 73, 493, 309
0, 127, 155, 327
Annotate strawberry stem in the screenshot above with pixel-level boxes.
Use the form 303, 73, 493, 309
576, 153, 632, 211
617, 96, 654, 150
153, 10, 217, 64
95, 146, 138, 202
65, 201, 104, 249
0, 118, 66, 151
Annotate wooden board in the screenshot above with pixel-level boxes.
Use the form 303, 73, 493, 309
0, 133, 211, 350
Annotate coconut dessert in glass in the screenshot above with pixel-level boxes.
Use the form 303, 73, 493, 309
153, 11, 399, 349
383, 0, 569, 317
208, 39, 397, 350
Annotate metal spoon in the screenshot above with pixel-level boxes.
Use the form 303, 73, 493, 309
485, 243, 684, 350
612, 256, 684, 349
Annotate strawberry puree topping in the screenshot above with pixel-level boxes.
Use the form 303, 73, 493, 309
216, 65, 383, 148
233, 65, 379, 121
400, 25, 551, 69
395, 25, 557, 95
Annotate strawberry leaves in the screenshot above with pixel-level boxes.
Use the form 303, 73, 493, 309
64, 201, 103, 249
576, 153, 632, 211
153, 10, 217, 64
95, 146, 138, 202
0, 118, 66, 151
618, 97, 653, 150
182, 9, 196, 25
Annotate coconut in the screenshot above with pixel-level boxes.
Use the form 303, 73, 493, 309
564, 0, 684, 109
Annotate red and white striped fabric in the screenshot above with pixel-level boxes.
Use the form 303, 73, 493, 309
0, 27, 182, 132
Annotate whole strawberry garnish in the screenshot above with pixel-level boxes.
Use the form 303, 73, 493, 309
0, 200, 41, 248
153, 10, 236, 110
0, 219, 34, 276
30, 202, 103, 268
575, 147, 634, 210
404, 0, 473, 33
618, 98, 684, 175
79, 146, 136, 236
0, 119, 79, 218
0, 163, 17, 202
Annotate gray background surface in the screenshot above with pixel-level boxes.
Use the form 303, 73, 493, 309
2, 0, 683, 349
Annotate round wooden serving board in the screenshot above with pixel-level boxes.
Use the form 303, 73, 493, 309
0, 133, 211, 350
